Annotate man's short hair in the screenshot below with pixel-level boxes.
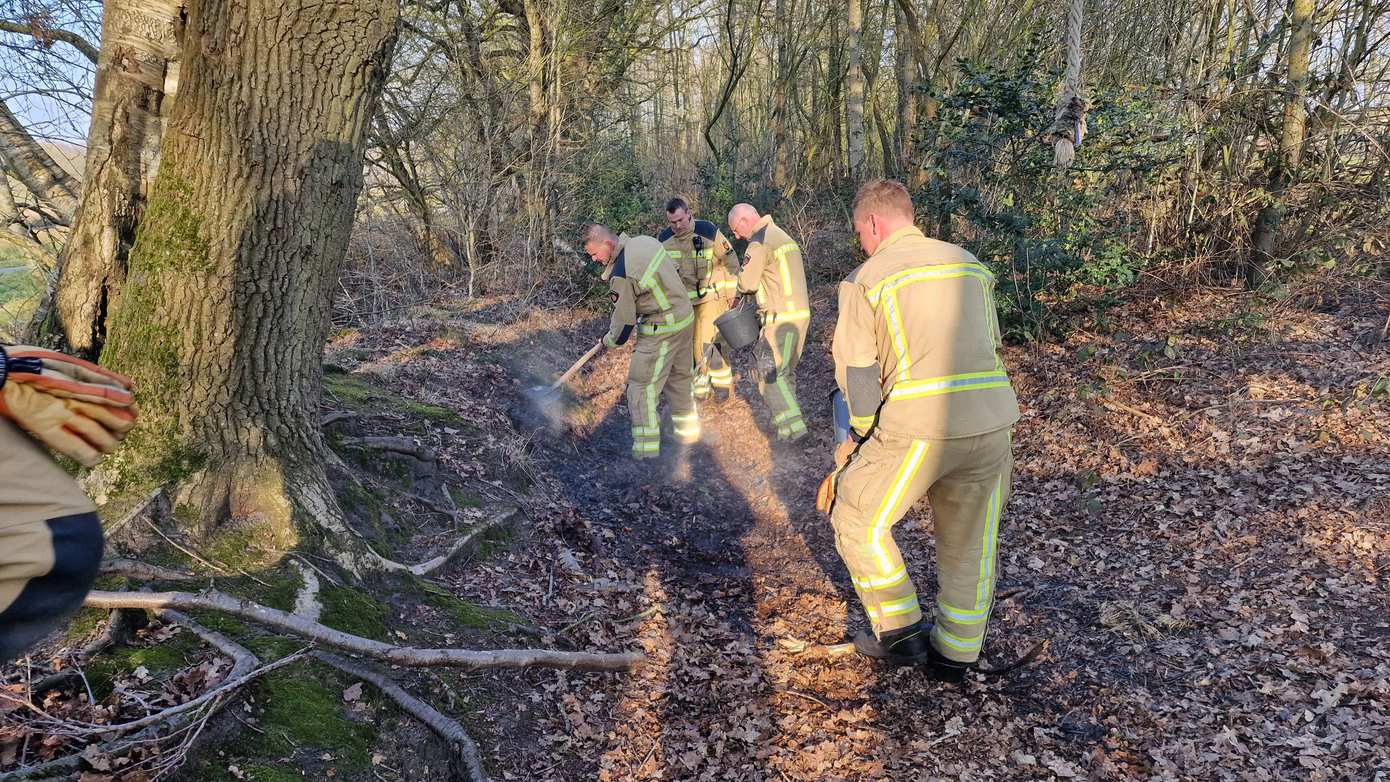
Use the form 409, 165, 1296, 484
583, 223, 615, 245
665, 197, 690, 214
851, 179, 913, 222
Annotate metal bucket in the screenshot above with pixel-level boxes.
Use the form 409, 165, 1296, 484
714, 300, 761, 350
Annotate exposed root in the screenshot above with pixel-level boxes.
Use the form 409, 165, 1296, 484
85, 589, 645, 672
374, 509, 519, 577
291, 560, 324, 622
101, 558, 200, 582
313, 652, 489, 782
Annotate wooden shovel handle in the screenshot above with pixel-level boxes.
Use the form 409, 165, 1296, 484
550, 341, 605, 389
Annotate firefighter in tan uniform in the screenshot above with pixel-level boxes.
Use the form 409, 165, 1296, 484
658, 198, 739, 400
1, 345, 138, 662
726, 204, 810, 441
817, 180, 1019, 681
583, 224, 699, 459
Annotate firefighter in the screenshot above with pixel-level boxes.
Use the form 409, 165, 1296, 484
726, 203, 810, 441
1, 345, 138, 663
816, 180, 1019, 682
583, 224, 699, 458
658, 197, 739, 401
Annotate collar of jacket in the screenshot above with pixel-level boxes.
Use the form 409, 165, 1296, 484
602, 233, 632, 281
871, 225, 925, 258
754, 214, 774, 233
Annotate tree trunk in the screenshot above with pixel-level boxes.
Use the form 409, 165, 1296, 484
0, 99, 80, 224
893, 0, 914, 179
1247, 0, 1313, 286
845, 0, 866, 181
771, 0, 791, 193
99, 0, 400, 573
40, 0, 184, 357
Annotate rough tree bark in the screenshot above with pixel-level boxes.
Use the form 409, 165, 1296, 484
893, 0, 914, 178
1247, 0, 1313, 286
845, 0, 866, 180
98, 0, 401, 573
40, 0, 184, 357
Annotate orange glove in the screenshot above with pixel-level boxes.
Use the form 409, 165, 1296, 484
0, 345, 135, 406
833, 439, 857, 468
0, 381, 137, 466
816, 471, 837, 514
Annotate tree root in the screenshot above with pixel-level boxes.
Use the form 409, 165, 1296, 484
374, 509, 518, 577
313, 652, 489, 782
291, 560, 324, 622
101, 558, 200, 582
85, 589, 644, 672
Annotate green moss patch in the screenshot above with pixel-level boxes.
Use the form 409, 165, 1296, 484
320, 585, 390, 641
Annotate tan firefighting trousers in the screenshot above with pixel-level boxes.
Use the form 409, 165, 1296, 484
691, 298, 733, 398
1, 419, 104, 662
829, 426, 1013, 663
756, 314, 808, 440
627, 328, 698, 458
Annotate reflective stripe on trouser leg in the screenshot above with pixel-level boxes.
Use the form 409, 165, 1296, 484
927, 429, 1014, 663
691, 299, 724, 398
664, 328, 698, 444
757, 322, 806, 439
626, 338, 673, 458
829, 435, 933, 635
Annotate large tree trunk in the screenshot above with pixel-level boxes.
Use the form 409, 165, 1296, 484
99, 0, 400, 573
771, 0, 791, 193
893, 0, 915, 179
1247, 0, 1313, 286
845, 0, 866, 181
40, 0, 184, 357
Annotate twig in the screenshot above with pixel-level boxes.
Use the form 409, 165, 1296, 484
85, 589, 644, 672
773, 687, 833, 710
104, 488, 165, 537
139, 516, 272, 587
101, 558, 199, 582
160, 609, 260, 679
313, 652, 489, 782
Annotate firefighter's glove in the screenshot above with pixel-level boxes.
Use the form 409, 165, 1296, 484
815, 471, 837, 515
0, 345, 136, 407
834, 439, 857, 469
753, 340, 777, 383
0, 381, 136, 467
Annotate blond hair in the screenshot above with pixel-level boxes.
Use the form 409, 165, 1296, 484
851, 179, 913, 222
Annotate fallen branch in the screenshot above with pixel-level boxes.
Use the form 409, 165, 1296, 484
340, 435, 434, 461
85, 590, 644, 672
313, 652, 488, 782
162, 609, 259, 680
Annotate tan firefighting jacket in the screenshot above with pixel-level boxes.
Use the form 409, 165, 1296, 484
659, 220, 739, 305
603, 234, 694, 348
832, 225, 1020, 439
737, 215, 810, 325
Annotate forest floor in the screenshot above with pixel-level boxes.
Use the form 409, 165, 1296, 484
3, 270, 1388, 782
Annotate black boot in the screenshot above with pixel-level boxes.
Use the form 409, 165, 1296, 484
924, 641, 973, 684
853, 621, 930, 666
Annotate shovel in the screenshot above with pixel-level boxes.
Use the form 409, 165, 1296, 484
525, 340, 605, 408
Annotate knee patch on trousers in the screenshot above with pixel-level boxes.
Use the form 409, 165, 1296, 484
0, 512, 104, 663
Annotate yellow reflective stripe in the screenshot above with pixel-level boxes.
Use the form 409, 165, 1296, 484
937, 599, 989, 625
639, 311, 694, 335
976, 475, 1002, 610
774, 243, 799, 310
763, 308, 810, 323
880, 595, 919, 617
849, 414, 876, 430
639, 248, 669, 287
883, 290, 910, 381
867, 440, 929, 574
889, 371, 1011, 401
865, 263, 994, 305
853, 566, 907, 590
932, 624, 983, 652
633, 443, 660, 453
